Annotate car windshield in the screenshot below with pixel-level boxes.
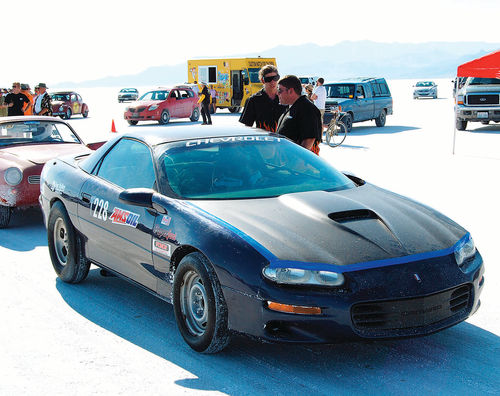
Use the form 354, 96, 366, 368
139, 90, 170, 101
0, 120, 80, 147
156, 136, 356, 199
51, 93, 70, 101
416, 81, 433, 87
120, 88, 137, 93
468, 78, 500, 85
324, 84, 355, 99
248, 68, 261, 83
299, 77, 310, 84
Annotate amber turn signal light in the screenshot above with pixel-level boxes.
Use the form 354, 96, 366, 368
267, 301, 322, 315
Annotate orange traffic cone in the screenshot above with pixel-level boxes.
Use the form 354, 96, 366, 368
111, 119, 117, 133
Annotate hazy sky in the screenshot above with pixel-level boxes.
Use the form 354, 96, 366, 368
2, 0, 499, 86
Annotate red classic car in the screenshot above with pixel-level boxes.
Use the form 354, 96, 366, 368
124, 86, 199, 125
0, 116, 103, 227
51, 91, 89, 119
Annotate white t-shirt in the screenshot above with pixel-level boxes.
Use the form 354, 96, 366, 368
312, 85, 326, 110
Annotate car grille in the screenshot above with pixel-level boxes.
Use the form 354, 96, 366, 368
130, 106, 147, 113
466, 94, 499, 105
351, 284, 471, 332
28, 175, 40, 184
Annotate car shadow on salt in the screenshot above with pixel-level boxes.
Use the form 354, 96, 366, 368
56, 268, 500, 395
0, 207, 47, 251
349, 125, 420, 135
466, 125, 500, 134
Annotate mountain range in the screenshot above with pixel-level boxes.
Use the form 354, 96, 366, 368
55, 41, 500, 88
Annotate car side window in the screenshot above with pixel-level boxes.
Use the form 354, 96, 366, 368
96, 139, 156, 190
356, 85, 365, 99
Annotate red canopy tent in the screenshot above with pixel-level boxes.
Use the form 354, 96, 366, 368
453, 49, 500, 154
457, 49, 500, 78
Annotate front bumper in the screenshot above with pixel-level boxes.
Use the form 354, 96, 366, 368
414, 90, 436, 98
456, 106, 500, 122
223, 252, 484, 343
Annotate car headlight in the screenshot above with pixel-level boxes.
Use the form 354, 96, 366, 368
456, 95, 464, 105
263, 265, 344, 286
454, 235, 476, 268
148, 105, 159, 111
4, 167, 23, 186
125, 107, 130, 111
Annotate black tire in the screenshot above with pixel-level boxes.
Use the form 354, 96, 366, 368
228, 107, 240, 113
0, 206, 11, 228
82, 107, 89, 118
375, 109, 386, 127
173, 252, 230, 353
481, 121, 490, 125
65, 108, 72, 120
325, 121, 347, 147
190, 107, 200, 122
159, 109, 170, 125
47, 201, 90, 284
127, 120, 138, 125
341, 113, 353, 132
456, 119, 467, 131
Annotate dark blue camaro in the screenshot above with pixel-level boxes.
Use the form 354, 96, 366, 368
39, 125, 484, 353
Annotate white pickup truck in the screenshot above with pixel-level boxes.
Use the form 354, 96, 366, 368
455, 77, 500, 130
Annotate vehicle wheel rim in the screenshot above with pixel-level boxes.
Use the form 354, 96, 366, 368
54, 218, 69, 266
381, 112, 386, 123
180, 270, 208, 336
162, 112, 169, 123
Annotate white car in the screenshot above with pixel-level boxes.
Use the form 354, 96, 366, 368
413, 81, 438, 99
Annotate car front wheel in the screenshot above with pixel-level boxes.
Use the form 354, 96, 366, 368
173, 252, 230, 353
0, 206, 11, 228
47, 201, 90, 283
127, 120, 138, 125
64, 108, 72, 119
456, 119, 467, 131
159, 110, 170, 125
341, 113, 353, 132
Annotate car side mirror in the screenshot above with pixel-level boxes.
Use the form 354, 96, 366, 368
119, 188, 168, 214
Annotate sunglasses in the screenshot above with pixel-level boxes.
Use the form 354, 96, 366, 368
263, 74, 280, 83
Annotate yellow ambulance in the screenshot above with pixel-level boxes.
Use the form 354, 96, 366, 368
187, 57, 277, 112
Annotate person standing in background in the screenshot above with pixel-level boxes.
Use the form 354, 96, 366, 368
33, 83, 52, 116
210, 85, 217, 113
197, 82, 212, 125
0, 90, 8, 117
21, 83, 33, 115
4, 82, 30, 116
239, 64, 287, 132
311, 77, 327, 127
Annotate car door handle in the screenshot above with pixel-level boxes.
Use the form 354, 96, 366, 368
81, 193, 91, 203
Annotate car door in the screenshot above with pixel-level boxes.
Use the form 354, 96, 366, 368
71, 93, 81, 115
353, 84, 374, 121
168, 90, 180, 117
177, 89, 191, 117
77, 137, 158, 290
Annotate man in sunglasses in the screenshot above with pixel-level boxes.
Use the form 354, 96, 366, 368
4, 82, 30, 116
239, 64, 287, 132
276, 75, 322, 155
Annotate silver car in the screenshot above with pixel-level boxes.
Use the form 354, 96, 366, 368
118, 88, 139, 103
413, 81, 438, 99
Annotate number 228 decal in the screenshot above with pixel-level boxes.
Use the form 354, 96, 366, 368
90, 197, 109, 221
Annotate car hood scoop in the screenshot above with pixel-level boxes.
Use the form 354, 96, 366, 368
192, 185, 465, 267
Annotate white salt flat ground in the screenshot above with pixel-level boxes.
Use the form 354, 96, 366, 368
1, 79, 499, 395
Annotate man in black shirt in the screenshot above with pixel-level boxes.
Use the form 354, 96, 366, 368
276, 75, 322, 154
239, 64, 287, 132
4, 82, 30, 116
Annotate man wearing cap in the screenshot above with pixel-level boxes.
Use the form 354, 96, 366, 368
239, 64, 287, 132
197, 82, 212, 125
4, 82, 30, 116
33, 83, 52, 116
21, 83, 34, 115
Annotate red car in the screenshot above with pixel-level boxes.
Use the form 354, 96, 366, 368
0, 116, 102, 227
124, 86, 199, 125
51, 91, 89, 119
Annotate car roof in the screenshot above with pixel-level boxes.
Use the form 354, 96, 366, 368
0, 115, 71, 124
120, 125, 273, 147
325, 77, 384, 84
51, 91, 75, 94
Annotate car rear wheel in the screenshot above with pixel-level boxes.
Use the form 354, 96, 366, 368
159, 110, 170, 125
82, 107, 89, 118
64, 108, 72, 120
47, 201, 90, 284
190, 107, 200, 122
173, 252, 230, 353
0, 206, 11, 228
127, 120, 138, 125
228, 107, 240, 113
456, 119, 467, 131
375, 109, 386, 127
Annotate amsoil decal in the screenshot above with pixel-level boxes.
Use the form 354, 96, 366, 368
109, 207, 140, 228
153, 239, 172, 257
161, 215, 171, 226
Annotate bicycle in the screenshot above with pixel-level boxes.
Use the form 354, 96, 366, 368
324, 104, 347, 147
